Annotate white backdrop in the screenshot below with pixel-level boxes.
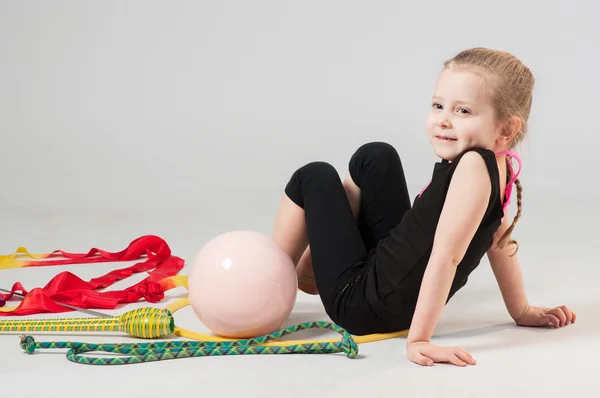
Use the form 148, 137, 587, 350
1, 0, 598, 254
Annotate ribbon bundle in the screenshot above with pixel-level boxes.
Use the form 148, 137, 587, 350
0, 235, 184, 316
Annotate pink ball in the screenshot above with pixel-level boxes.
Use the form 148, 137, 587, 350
188, 230, 298, 338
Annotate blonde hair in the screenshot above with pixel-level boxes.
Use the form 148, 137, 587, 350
444, 47, 535, 256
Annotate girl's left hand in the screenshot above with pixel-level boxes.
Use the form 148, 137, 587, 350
516, 305, 576, 328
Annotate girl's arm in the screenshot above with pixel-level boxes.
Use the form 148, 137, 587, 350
487, 216, 576, 327
406, 152, 491, 365
486, 214, 530, 322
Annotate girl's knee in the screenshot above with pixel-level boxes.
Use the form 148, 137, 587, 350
354, 141, 399, 163
298, 161, 338, 178
285, 161, 339, 207
349, 142, 401, 185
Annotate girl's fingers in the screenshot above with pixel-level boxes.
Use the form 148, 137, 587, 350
549, 308, 567, 327
446, 353, 467, 367
454, 349, 476, 365
410, 350, 434, 366
559, 305, 574, 324
544, 314, 561, 327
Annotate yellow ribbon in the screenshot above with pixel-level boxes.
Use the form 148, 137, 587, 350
0, 246, 46, 269
1, 246, 44, 311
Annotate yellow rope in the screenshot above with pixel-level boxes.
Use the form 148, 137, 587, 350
165, 295, 408, 346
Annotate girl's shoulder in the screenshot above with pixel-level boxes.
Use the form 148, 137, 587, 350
446, 147, 500, 181
450, 147, 497, 166
445, 147, 504, 217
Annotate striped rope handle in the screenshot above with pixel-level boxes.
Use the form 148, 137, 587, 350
19, 321, 358, 365
0, 307, 174, 338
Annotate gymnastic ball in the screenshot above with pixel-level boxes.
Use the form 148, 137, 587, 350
188, 230, 298, 339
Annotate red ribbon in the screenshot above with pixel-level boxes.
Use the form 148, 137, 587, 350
0, 235, 184, 316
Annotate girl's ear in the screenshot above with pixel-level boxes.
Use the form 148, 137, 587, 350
498, 116, 521, 145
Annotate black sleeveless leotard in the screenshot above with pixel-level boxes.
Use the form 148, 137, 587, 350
363, 147, 505, 327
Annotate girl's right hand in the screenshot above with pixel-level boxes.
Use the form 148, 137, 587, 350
406, 341, 477, 367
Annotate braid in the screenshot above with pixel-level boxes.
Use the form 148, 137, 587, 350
497, 157, 523, 256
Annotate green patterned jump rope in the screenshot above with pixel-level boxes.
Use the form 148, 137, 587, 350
19, 320, 358, 365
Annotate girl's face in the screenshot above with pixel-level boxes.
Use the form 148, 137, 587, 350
426, 67, 505, 160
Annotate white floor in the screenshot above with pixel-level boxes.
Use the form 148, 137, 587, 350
0, 200, 598, 398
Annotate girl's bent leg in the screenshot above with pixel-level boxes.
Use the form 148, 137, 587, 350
295, 164, 363, 295
349, 141, 412, 250
276, 161, 368, 301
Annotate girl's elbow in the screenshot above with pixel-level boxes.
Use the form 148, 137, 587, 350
429, 248, 465, 269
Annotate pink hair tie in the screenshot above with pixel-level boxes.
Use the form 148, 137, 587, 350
496, 150, 522, 216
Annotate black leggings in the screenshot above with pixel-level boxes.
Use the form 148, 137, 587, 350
284, 142, 412, 334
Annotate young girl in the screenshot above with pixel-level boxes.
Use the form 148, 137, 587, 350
271, 47, 576, 367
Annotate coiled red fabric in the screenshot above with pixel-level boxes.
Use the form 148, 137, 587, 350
0, 235, 184, 316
